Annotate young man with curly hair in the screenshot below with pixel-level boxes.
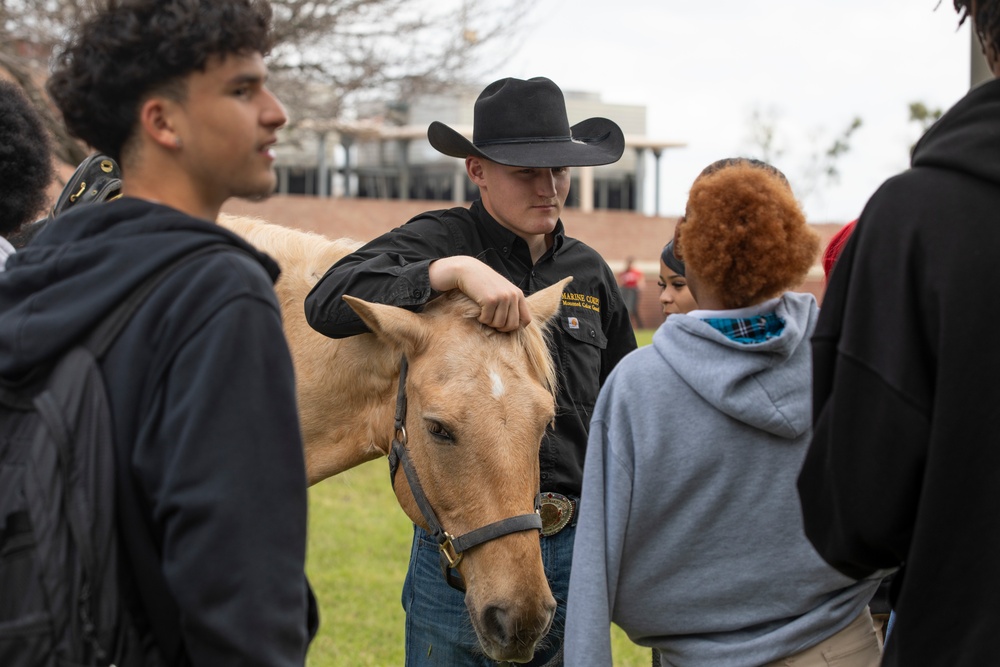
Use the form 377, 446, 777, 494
0, 1, 315, 664
798, 2, 1000, 664
0, 80, 53, 266
566, 158, 883, 666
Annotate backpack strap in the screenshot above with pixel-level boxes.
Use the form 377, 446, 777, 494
86, 243, 249, 665
85, 244, 236, 359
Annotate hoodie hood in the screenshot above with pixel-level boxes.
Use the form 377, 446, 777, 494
654, 291, 818, 439
0, 197, 277, 376
912, 77, 1000, 184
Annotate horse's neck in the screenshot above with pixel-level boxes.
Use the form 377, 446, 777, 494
215, 214, 402, 485
297, 331, 400, 485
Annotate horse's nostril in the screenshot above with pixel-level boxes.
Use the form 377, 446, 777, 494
482, 605, 512, 647
542, 600, 556, 634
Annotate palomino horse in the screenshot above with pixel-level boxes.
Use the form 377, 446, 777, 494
218, 214, 566, 664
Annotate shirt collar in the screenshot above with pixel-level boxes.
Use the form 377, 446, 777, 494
688, 297, 786, 345
471, 200, 566, 260
700, 311, 786, 345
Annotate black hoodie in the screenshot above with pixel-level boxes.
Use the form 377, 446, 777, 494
0, 198, 314, 665
799, 78, 1000, 666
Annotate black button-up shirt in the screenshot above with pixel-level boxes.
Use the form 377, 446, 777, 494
305, 200, 637, 496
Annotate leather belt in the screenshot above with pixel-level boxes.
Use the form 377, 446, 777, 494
539, 492, 576, 537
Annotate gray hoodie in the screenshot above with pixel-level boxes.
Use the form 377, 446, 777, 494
565, 292, 879, 666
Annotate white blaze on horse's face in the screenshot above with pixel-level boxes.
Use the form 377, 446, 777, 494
489, 368, 505, 399
346, 277, 571, 664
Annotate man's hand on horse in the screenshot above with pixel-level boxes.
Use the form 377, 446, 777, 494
429, 256, 532, 332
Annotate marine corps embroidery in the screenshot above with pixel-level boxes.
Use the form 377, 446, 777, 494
561, 291, 601, 314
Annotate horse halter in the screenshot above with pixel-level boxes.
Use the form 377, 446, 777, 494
387, 357, 543, 592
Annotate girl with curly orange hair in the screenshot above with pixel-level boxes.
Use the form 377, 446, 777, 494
566, 158, 883, 666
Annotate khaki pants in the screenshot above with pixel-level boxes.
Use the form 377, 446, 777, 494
761, 609, 882, 667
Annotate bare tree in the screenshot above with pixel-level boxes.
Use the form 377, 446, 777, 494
1, 0, 529, 163
266, 0, 530, 126
745, 106, 787, 166
799, 115, 864, 195
907, 100, 944, 152
744, 105, 863, 208
1, 0, 102, 165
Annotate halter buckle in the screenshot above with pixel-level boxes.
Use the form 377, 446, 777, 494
439, 533, 464, 568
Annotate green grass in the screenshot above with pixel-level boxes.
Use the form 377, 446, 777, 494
305, 460, 411, 665
305, 460, 653, 666
634, 328, 655, 348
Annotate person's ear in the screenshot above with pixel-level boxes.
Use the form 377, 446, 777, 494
466, 157, 487, 187
138, 96, 183, 151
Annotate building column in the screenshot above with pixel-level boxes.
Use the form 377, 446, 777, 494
578, 166, 594, 212
652, 148, 663, 217
277, 165, 289, 195
398, 138, 411, 201
972, 26, 992, 88
452, 161, 466, 203
634, 147, 647, 213
340, 134, 354, 197
316, 131, 329, 197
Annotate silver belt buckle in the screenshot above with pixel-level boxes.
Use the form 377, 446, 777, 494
539, 492, 574, 537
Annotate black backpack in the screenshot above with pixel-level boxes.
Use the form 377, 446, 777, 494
0, 249, 219, 666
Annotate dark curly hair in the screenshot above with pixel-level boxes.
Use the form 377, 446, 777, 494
46, 0, 274, 163
678, 158, 819, 309
0, 81, 54, 237
954, 0, 1000, 63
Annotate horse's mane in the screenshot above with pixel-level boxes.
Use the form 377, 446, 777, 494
218, 213, 361, 282
438, 291, 558, 400
219, 213, 558, 400
517, 320, 558, 400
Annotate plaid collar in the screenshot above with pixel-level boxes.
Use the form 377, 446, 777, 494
702, 311, 785, 344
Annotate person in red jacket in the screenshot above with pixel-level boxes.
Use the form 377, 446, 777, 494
618, 257, 645, 327
821, 219, 857, 282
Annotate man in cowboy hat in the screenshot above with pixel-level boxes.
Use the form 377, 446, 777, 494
305, 76, 637, 666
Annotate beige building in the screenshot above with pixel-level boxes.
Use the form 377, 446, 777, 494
272, 84, 684, 215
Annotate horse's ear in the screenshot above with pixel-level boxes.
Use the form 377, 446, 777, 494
526, 276, 572, 327
343, 295, 429, 357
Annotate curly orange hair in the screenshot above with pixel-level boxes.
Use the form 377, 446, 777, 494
678, 159, 819, 309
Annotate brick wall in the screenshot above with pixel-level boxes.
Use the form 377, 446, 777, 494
222, 195, 843, 329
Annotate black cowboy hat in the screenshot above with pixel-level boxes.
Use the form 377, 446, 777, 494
427, 77, 625, 168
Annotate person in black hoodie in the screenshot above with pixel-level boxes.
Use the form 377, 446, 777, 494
798, 2, 1000, 665
0, 1, 315, 665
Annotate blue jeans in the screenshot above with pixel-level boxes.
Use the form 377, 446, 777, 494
402, 519, 576, 666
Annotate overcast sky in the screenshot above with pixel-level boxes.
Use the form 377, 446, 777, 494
482, 0, 973, 223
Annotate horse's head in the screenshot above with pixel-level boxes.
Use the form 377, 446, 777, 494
344, 278, 569, 663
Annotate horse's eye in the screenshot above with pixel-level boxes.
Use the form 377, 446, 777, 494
426, 420, 454, 442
